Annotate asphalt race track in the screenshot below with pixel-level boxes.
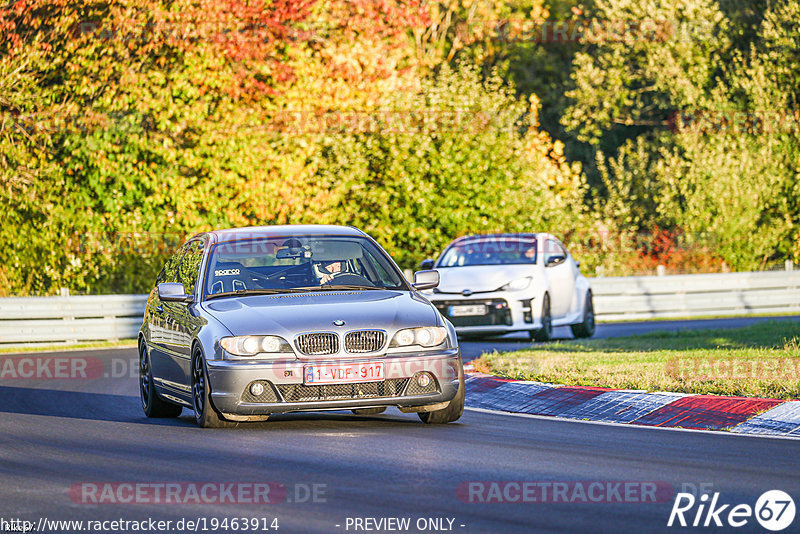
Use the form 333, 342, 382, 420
1, 317, 799, 533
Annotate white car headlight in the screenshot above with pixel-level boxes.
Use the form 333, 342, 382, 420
389, 326, 448, 348
500, 276, 532, 291
219, 335, 294, 357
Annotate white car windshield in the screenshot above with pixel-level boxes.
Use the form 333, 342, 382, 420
438, 237, 538, 267
204, 236, 405, 297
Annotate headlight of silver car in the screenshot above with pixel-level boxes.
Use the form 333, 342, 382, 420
219, 335, 294, 358
389, 326, 448, 349
500, 276, 532, 291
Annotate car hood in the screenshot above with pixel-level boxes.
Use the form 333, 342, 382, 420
435, 265, 536, 293
201, 290, 439, 337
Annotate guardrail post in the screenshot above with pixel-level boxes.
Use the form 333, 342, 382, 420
656, 265, 666, 276
786, 260, 794, 271
105, 315, 118, 342
61, 294, 77, 344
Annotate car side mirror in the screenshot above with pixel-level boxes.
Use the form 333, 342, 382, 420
412, 270, 440, 290
419, 258, 435, 270
546, 255, 567, 267
157, 282, 192, 303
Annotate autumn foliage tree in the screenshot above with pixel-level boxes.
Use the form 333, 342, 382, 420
2, 0, 797, 294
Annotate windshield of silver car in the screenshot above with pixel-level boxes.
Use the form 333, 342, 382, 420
203, 236, 406, 297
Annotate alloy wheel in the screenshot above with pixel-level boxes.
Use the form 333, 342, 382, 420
192, 353, 205, 417
139, 345, 151, 410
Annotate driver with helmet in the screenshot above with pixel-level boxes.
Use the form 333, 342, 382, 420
279, 238, 346, 285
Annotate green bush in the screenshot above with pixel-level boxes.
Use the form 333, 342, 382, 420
307, 62, 592, 269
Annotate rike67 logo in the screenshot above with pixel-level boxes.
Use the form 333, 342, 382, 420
668, 490, 795, 531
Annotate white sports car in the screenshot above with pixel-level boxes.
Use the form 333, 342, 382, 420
420, 233, 594, 340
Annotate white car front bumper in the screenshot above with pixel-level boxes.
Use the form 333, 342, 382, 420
426, 291, 542, 335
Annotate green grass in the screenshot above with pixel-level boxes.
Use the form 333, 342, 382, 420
0, 339, 137, 354
473, 320, 800, 399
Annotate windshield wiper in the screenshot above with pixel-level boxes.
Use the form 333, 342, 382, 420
204, 288, 311, 300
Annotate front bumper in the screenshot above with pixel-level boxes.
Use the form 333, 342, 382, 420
428, 293, 541, 334
206, 349, 462, 415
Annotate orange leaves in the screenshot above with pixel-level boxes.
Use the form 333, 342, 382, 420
198, 0, 428, 101
199, 0, 315, 61
2, 0, 429, 104
325, 0, 428, 39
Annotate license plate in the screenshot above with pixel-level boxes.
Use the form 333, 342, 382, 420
449, 304, 488, 317
304, 361, 384, 385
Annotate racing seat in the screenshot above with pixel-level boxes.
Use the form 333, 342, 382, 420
208, 262, 252, 294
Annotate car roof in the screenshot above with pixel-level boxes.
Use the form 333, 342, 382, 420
451, 233, 542, 243
196, 225, 367, 244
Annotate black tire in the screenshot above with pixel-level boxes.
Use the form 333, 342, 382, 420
570, 292, 596, 338
418, 365, 465, 424
352, 407, 387, 415
139, 342, 182, 418
530, 293, 553, 342
192, 348, 238, 428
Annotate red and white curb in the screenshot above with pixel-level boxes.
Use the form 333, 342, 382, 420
464, 373, 800, 436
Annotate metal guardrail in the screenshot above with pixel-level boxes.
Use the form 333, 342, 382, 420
0, 295, 148, 346
0, 271, 798, 345
592, 270, 800, 321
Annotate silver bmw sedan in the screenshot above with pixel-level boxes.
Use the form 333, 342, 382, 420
138, 225, 464, 428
